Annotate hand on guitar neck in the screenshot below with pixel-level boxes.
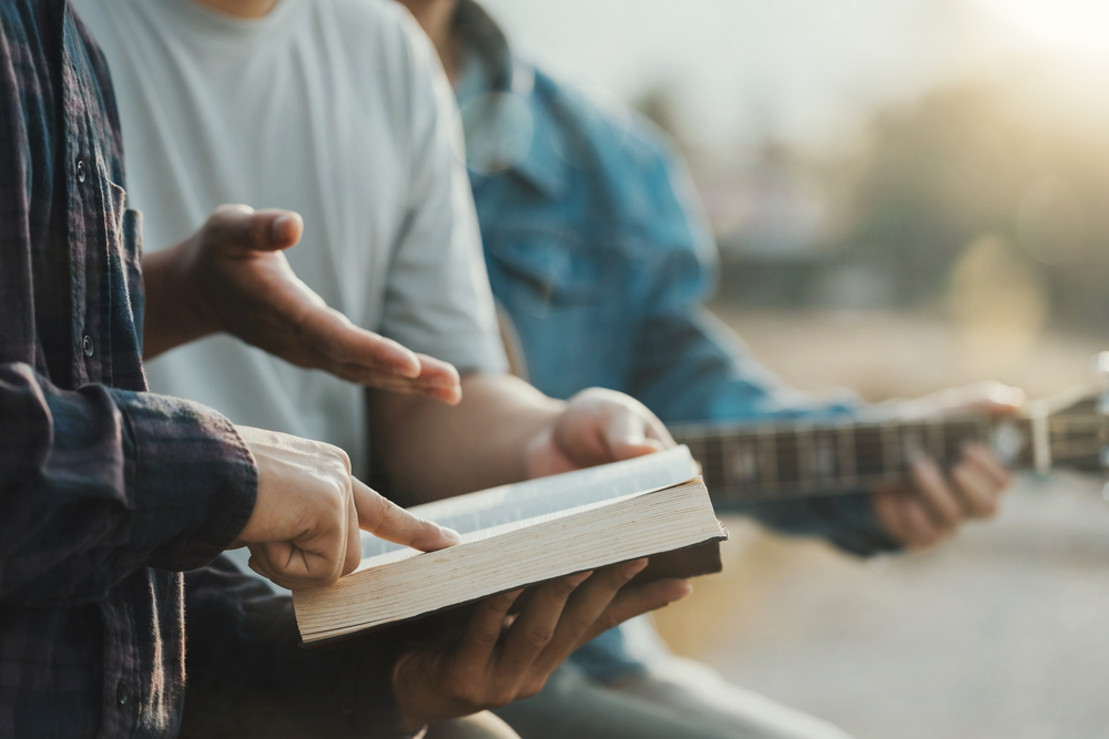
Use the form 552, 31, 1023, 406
673, 362, 1109, 548
676, 381, 1032, 549
870, 382, 1022, 548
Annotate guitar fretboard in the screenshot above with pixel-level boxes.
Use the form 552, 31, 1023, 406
675, 416, 1035, 505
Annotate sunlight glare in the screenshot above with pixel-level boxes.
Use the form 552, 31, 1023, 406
981, 0, 1109, 60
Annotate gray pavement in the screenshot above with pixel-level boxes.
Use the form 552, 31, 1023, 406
675, 474, 1109, 739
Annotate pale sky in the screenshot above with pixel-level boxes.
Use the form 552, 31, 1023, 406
480, 0, 1109, 153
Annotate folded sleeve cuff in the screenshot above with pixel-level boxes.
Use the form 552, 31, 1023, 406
737, 491, 902, 558
108, 389, 258, 570
812, 492, 903, 557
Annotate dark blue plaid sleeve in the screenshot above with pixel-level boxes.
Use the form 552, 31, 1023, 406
0, 4, 267, 733
0, 0, 259, 609
0, 363, 258, 606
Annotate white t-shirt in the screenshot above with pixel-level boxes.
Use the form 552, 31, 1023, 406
74, 0, 507, 477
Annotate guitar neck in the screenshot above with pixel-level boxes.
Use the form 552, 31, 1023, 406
674, 415, 1036, 506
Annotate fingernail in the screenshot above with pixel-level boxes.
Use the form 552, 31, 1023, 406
439, 387, 463, 405
623, 558, 649, 577
672, 581, 694, 601
989, 385, 1025, 407
438, 526, 461, 544
567, 570, 593, 587
272, 213, 301, 240
913, 455, 938, 473
392, 354, 421, 377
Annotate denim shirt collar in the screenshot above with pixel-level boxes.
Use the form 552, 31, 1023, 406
456, 50, 570, 198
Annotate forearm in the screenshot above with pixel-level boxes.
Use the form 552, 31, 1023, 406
0, 362, 257, 606
736, 494, 901, 557
141, 240, 213, 359
371, 372, 564, 502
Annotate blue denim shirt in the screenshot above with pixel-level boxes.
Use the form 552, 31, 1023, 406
457, 42, 899, 681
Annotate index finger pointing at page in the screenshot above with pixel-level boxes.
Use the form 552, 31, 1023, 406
351, 477, 461, 552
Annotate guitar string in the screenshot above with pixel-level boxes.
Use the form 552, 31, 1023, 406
681, 421, 1096, 462
690, 443, 1102, 498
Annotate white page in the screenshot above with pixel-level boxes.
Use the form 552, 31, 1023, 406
360, 445, 698, 559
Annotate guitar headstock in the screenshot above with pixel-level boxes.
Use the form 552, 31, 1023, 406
1035, 352, 1109, 473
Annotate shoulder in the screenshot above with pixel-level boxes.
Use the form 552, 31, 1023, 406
521, 64, 710, 255
317, 0, 411, 33
320, 0, 440, 78
528, 64, 684, 186
322, 0, 415, 41
320, 0, 449, 123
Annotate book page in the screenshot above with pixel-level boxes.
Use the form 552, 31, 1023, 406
360, 445, 698, 559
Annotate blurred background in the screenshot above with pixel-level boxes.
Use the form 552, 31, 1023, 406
482, 2, 1109, 737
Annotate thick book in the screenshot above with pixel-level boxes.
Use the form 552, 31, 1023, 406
292, 446, 727, 645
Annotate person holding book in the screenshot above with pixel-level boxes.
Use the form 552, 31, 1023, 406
391, 2, 1019, 738
0, 1, 690, 737
66, 0, 1014, 735
67, 0, 700, 736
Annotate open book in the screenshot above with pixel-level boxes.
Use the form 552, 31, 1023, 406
292, 446, 727, 644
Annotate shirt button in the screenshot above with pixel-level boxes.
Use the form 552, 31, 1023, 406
76, 158, 88, 184
82, 335, 94, 357
116, 682, 128, 707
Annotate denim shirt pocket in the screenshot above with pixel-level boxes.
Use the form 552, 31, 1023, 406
484, 226, 609, 316
483, 225, 630, 398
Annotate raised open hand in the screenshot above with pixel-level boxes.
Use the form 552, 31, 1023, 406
143, 205, 461, 403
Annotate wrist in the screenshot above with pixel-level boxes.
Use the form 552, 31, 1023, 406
141, 239, 215, 357
522, 400, 575, 479
391, 654, 435, 733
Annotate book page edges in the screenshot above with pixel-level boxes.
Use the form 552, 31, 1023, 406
298, 534, 725, 647
295, 481, 723, 643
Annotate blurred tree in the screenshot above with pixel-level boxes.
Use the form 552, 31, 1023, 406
835, 82, 1109, 331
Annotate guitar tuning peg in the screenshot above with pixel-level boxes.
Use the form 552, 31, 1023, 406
1093, 351, 1109, 379
1093, 352, 1109, 415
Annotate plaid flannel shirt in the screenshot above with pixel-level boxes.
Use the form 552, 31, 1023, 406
0, 2, 406, 736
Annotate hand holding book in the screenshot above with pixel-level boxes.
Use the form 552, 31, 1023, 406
293, 447, 724, 641
391, 560, 692, 730
525, 387, 676, 479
